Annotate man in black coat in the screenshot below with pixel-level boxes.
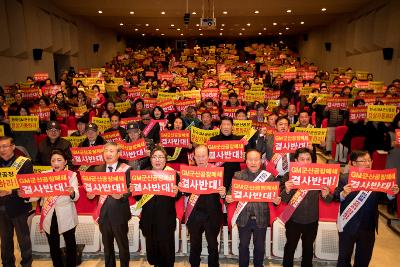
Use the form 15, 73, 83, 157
78, 123, 106, 147
0, 136, 33, 267
138, 109, 160, 144
210, 116, 242, 190
87, 142, 131, 267
184, 145, 226, 267
334, 150, 399, 267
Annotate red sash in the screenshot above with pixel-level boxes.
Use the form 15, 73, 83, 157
277, 189, 308, 224
92, 163, 130, 223
142, 120, 157, 137
39, 170, 74, 231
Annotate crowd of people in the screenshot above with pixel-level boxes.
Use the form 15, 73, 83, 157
0, 43, 399, 267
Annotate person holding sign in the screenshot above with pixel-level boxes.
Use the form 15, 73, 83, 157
0, 136, 33, 267
138, 109, 161, 144
182, 145, 226, 267
124, 122, 154, 170
86, 142, 132, 267
210, 116, 242, 190
334, 150, 399, 267
225, 150, 281, 267
132, 146, 180, 267
78, 123, 105, 147
28, 149, 79, 267
281, 147, 333, 267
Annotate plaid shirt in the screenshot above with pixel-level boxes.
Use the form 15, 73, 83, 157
233, 168, 276, 228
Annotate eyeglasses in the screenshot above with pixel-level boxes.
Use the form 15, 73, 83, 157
0, 145, 12, 150
151, 156, 166, 160
142, 117, 151, 121
355, 160, 372, 163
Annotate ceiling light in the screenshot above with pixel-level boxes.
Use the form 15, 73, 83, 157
300, 21, 305, 24
177, 28, 181, 31
321, 8, 327, 12
192, 11, 196, 15
220, 32, 223, 35
97, 10, 103, 14
223, 11, 228, 14
286, 9, 292, 13
221, 24, 225, 27
263, 27, 267, 30
273, 22, 277, 26
220, 28, 224, 31
196, 24, 199, 26
161, 11, 166, 15
198, 28, 202, 31
241, 28, 245, 31
161, 33, 165, 36
180, 33, 183, 36
254, 10, 259, 14
239, 33, 243, 35
142, 33, 145, 36
285, 27, 290, 30
200, 33, 203, 36
156, 28, 159, 31
129, 11, 134, 15
170, 24, 175, 27
145, 24, 149, 26
134, 28, 138, 31
120, 22, 124, 26
279, 32, 282, 35
258, 32, 262, 35
247, 23, 251, 26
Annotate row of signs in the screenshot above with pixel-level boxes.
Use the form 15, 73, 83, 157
2, 165, 396, 201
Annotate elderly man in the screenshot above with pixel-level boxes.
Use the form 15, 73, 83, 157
334, 150, 399, 267
183, 145, 226, 267
79, 123, 105, 147
87, 142, 131, 267
0, 136, 33, 267
36, 121, 72, 166
138, 109, 160, 144
226, 149, 281, 267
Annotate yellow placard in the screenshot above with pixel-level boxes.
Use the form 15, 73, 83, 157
9, 116, 39, 131
33, 165, 52, 174
157, 92, 178, 101
267, 100, 280, 111
0, 167, 18, 190
115, 102, 131, 113
367, 105, 397, 122
294, 127, 327, 144
6, 97, 15, 105
233, 120, 252, 136
62, 135, 87, 147
300, 86, 314, 96
111, 78, 124, 85
244, 91, 265, 103
91, 117, 111, 133
174, 77, 189, 86
368, 81, 385, 93
105, 83, 119, 93
219, 73, 233, 82
316, 94, 331, 106
0, 125, 4, 137
190, 127, 220, 145
180, 90, 201, 103
72, 105, 88, 116
250, 84, 263, 91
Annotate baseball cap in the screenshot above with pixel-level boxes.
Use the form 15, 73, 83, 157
85, 123, 98, 132
126, 122, 140, 131
47, 121, 60, 130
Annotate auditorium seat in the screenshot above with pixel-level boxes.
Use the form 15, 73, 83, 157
311, 111, 316, 126
332, 126, 348, 160
321, 118, 328, 128
318, 198, 339, 222
347, 136, 366, 160
60, 123, 68, 137
66, 116, 78, 130
75, 186, 98, 215
371, 150, 388, 170
34, 133, 47, 146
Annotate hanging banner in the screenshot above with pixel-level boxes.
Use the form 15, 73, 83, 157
130, 170, 176, 197
81, 172, 128, 195
231, 179, 280, 202
289, 163, 340, 191
179, 165, 223, 194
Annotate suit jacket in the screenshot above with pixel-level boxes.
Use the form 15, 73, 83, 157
186, 193, 223, 228
334, 173, 386, 233
232, 169, 276, 228
139, 121, 160, 144
94, 162, 132, 225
